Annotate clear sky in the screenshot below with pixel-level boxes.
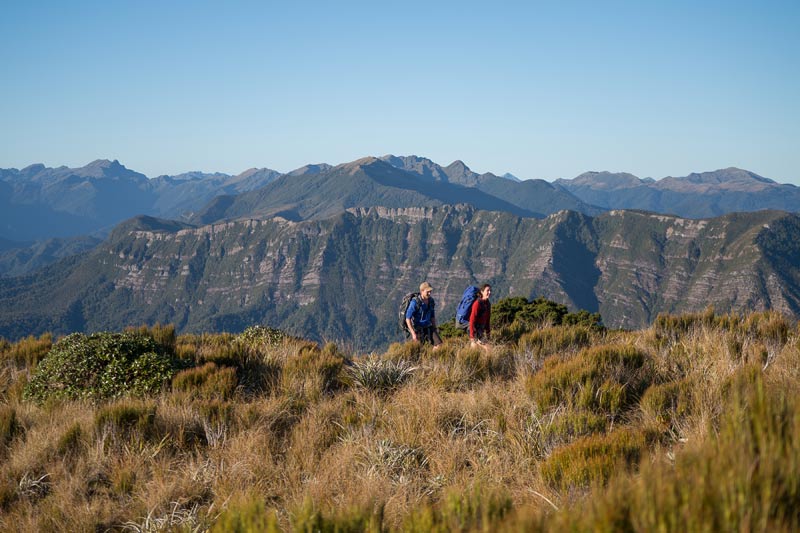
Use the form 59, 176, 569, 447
2, 1, 799, 183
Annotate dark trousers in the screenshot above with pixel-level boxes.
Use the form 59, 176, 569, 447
408, 325, 442, 346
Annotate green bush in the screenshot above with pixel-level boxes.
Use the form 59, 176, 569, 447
403, 484, 512, 532
236, 325, 291, 348
527, 344, 652, 417
437, 320, 465, 340
640, 378, 695, 426
211, 493, 280, 533
291, 498, 384, 533
23, 332, 176, 403
493, 297, 603, 342
540, 429, 647, 491
544, 409, 608, 443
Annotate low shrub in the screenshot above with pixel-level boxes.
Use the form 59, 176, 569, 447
640, 378, 695, 427
291, 498, 384, 533
403, 484, 513, 533
527, 344, 652, 417
23, 332, 176, 402
543, 409, 608, 444
540, 428, 647, 491
493, 296, 603, 338
236, 325, 291, 348
211, 493, 280, 533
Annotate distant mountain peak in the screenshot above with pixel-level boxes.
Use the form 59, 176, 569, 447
76, 159, 145, 180
287, 163, 333, 177
502, 172, 522, 182
338, 156, 383, 174
21, 163, 46, 174
446, 160, 471, 173
659, 167, 777, 192
565, 171, 644, 190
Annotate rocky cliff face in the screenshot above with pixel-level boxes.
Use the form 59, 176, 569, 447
1, 206, 798, 349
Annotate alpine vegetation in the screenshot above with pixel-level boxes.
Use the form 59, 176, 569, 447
1, 302, 799, 531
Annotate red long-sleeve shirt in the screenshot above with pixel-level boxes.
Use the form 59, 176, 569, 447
469, 298, 491, 339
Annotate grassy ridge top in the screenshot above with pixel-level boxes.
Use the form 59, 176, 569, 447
1, 308, 799, 531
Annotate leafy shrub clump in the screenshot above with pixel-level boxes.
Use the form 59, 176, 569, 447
237, 325, 290, 348
493, 296, 603, 342
23, 332, 177, 403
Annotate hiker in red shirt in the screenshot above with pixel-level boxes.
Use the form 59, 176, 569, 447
469, 284, 492, 349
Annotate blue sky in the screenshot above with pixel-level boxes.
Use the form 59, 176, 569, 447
2, 1, 799, 183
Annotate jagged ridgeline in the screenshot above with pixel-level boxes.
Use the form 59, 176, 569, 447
0, 205, 799, 349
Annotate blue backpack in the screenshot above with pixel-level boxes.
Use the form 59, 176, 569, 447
455, 285, 480, 327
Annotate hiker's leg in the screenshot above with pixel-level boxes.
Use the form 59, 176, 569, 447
431, 328, 443, 348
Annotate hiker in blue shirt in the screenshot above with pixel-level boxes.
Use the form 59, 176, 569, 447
405, 281, 443, 349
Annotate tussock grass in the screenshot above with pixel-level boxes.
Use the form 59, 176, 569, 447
348, 356, 417, 393
1, 313, 799, 530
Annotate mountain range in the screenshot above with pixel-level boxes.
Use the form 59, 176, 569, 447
1, 205, 798, 350
1, 155, 601, 276
0, 159, 282, 242
2, 155, 799, 348
556, 167, 800, 218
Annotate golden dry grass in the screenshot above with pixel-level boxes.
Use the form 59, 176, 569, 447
0, 313, 799, 531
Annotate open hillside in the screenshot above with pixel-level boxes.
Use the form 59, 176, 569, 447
0, 206, 799, 349
1, 308, 799, 531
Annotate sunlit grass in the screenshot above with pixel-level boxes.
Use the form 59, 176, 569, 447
0, 312, 798, 531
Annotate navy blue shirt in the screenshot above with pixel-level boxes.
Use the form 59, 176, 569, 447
406, 296, 435, 328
